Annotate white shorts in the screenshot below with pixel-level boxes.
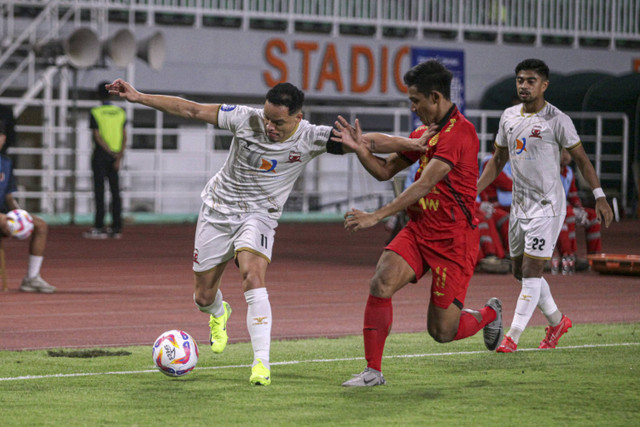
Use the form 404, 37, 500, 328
192, 205, 277, 273
509, 213, 565, 260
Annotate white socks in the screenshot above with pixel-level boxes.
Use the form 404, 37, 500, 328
194, 289, 224, 318
194, 287, 272, 368
27, 255, 43, 279
245, 288, 271, 369
538, 277, 562, 326
509, 277, 542, 343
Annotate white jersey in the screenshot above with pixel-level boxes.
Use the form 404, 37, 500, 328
201, 104, 333, 220
495, 102, 580, 219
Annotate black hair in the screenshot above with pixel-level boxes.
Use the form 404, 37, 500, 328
265, 83, 305, 115
97, 81, 111, 100
403, 60, 453, 100
515, 58, 550, 80
0, 120, 5, 135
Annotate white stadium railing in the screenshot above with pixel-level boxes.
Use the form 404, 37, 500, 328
0, 0, 635, 222
2, 97, 630, 220
2, 0, 639, 47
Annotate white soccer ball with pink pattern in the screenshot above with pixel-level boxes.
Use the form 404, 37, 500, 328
6, 209, 34, 240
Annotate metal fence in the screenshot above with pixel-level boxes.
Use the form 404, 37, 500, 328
3, 0, 639, 46
3, 97, 630, 220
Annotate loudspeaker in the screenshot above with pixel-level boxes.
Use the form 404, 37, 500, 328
38, 27, 101, 68
137, 31, 166, 71
103, 28, 136, 68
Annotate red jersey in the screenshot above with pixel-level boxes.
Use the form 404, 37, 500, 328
400, 106, 479, 239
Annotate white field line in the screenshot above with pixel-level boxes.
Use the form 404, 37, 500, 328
1, 342, 638, 382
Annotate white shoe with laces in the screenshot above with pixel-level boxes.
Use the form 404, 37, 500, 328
20, 275, 56, 293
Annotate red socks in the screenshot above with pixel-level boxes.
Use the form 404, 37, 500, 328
363, 296, 497, 368
363, 294, 392, 372
453, 306, 497, 341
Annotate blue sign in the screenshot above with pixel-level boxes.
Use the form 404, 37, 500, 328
410, 48, 465, 129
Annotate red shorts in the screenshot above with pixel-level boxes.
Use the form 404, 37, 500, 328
385, 221, 479, 309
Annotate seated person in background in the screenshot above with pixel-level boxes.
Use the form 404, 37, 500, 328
479, 153, 512, 253
474, 153, 512, 273
0, 121, 55, 293
553, 149, 602, 274
475, 200, 510, 273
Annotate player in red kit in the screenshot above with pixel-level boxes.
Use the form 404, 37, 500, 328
332, 60, 503, 387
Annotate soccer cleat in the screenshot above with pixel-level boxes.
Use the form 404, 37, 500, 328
20, 275, 56, 293
209, 301, 231, 353
483, 297, 504, 351
539, 315, 572, 349
341, 367, 386, 387
250, 359, 271, 386
496, 335, 517, 353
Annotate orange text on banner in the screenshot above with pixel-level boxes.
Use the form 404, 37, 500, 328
263, 38, 409, 95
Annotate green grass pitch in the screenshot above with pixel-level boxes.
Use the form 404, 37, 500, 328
1, 323, 638, 426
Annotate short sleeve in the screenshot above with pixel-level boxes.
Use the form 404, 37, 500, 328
495, 113, 508, 148
89, 113, 98, 130
431, 123, 471, 168
216, 104, 253, 133
555, 113, 581, 149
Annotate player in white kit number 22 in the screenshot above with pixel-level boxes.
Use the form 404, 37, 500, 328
106, 79, 427, 385
477, 58, 613, 353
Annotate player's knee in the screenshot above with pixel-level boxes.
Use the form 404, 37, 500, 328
369, 276, 394, 298
193, 292, 211, 309
427, 325, 455, 343
33, 216, 48, 236
241, 270, 264, 292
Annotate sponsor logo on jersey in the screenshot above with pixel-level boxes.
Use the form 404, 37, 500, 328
287, 151, 301, 163
259, 158, 278, 173
516, 138, 527, 154
193, 248, 199, 264
220, 104, 237, 112
529, 125, 542, 138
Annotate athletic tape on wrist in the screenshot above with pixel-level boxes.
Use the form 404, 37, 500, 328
592, 187, 605, 199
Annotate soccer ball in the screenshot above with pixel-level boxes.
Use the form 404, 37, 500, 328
152, 330, 199, 377
6, 209, 34, 240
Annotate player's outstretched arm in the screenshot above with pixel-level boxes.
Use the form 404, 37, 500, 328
332, 116, 407, 181
477, 145, 509, 195
365, 124, 438, 154
106, 79, 221, 126
344, 157, 451, 232
569, 144, 614, 227
332, 116, 436, 154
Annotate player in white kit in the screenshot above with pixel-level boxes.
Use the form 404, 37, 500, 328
106, 79, 427, 384
477, 59, 613, 352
